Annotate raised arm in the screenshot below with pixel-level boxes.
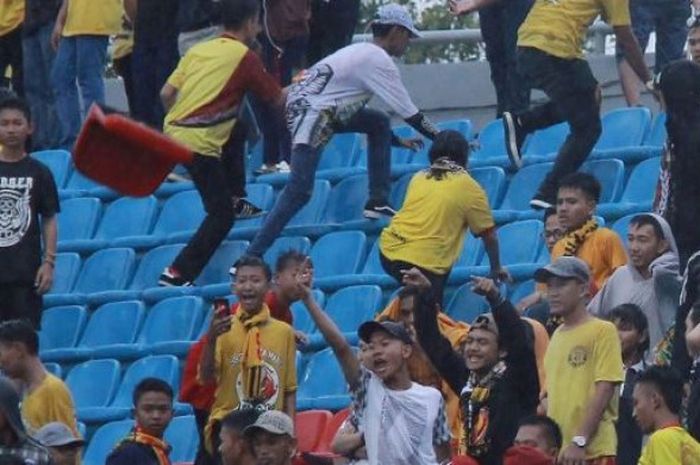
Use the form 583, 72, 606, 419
198, 310, 232, 384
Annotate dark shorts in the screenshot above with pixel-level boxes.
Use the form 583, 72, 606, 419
0, 284, 43, 328
517, 46, 599, 95
614, 0, 690, 72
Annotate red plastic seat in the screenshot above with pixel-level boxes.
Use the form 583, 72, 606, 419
295, 410, 332, 453
316, 408, 351, 453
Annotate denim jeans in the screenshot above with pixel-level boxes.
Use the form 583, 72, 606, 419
171, 122, 248, 281
615, 0, 690, 73
51, 35, 109, 150
248, 107, 392, 256
22, 23, 60, 150
0, 26, 23, 96
130, 37, 179, 128
515, 47, 602, 203
479, 0, 533, 116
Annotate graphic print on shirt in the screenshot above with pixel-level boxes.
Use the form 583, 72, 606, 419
234, 360, 280, 409
0, 177, 33, 247
568, 345, 589, 367
378, 392, 428, 465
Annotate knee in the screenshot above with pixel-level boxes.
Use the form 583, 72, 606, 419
571, 112, 602, 141
367, 113, 391, 136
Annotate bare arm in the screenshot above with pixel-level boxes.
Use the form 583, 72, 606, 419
481, 228, 509, 282
123, 0, 137, 23
614, 25, 653, 83
198, 313, 232, 384
686, 312, 700, 357
331, 422, 365, 456
283, 391, 296, 419
160, 84, 179, 112
35, 216, 57, 294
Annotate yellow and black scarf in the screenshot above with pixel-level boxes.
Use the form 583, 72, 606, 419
561, 218, 598, 257
237, 304, 271, 401
122, 426, 171, 465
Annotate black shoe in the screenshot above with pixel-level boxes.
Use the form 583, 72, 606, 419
363, 200, 396, 219
529, 196, 554, 210
158, 267, 194, 287
503, 112, 526, 170
234, 198, 264, 219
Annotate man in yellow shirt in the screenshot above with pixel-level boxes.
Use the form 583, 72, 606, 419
501, 0, 652, 210
0, 0, 24, 95
0, 320, 77, 435
634, 366, 700, 465
536, 257, 623, 465
199, 255, 297, 462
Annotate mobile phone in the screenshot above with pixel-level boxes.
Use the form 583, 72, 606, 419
213, 298, 229, 317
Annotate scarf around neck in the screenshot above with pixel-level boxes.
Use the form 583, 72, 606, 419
561, 217, 598, 257
123, 426, 171, 465
236, 304, 271, 400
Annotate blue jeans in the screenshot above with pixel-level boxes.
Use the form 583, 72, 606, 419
248, 107, 391, 256
23, 23, 60, 150
130, 37, 179, 128
51, 35, 109, 150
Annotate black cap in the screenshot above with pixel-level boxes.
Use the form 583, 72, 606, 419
358, 320, 413, 345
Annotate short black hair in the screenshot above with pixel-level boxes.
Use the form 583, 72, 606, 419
235, 255, 272, 281
637, 366, 684, 415
518, 415, 563, 450
428, 130, 469, 167
371, 23, 401, 38
132, 378, 174, 406
543, 208, 557, 223
0, 319, 38, 355
275, 250, 308, 274
609, 303, 650, 353
220, 0, 259, 30
0, 96, 31, 122
557, 172, 601, 203
629, 214, 665, 240
221, 408, 261, 434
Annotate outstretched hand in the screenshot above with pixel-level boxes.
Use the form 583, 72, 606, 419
449, 0, 479, 15
397, 137, 424, 152
400, 267, 432, 290
470, 276, 501, 303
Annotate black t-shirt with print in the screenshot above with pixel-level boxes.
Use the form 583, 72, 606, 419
0, 157, 59, 284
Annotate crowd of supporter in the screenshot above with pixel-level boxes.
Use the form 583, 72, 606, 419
3, 0, 700, 464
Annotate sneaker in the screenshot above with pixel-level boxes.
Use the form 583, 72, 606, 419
158, 267, 193, 287
234, 198, 264, 219
503, 112, 526, 170
275, 161, 291, 173
254, 163, 278, 175
363, 200, 397, 219
529, 197, 554, 210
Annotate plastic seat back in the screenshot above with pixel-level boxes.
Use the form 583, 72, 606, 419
454, 233, 484, 268
297, 348, 350, 399
128, 244, 184, 290
44, 362, 62, 378
318, 408, 351, 452
361, 241, 384, 274
523, 122, 569, 156
165, 415, 199, 462
237, 183, 275, 229
152, 190, 205, 236
391, 172, 414, 209
49, 253, 82, 294
472, 119, 507, 160
296, 410, 332, 453
446, 283, 489, 323
595, 107, 651, 150
326, 175, 368, 223
499, 163, 553, 210
66, 359, 121, 409
324, 285, 382, 333
95, 196, 158, 240
79, 301, 146, 347
263, 236, 312, 268
39, 306, 87, 351
482, 220, 543, 266
196, 241, 249, 286
110, 355, 179, 408
580, 159, 624, 203
644, 113, 666, 147
31, 150, 72, 187
73, 248, 136, 293
288, 180, 331, 226
470, 167, 506, 208
310, 231, 367, 278
83, 419, 134, 465
58, 197, 101, 241
137, 297, 204, 344
319, 133, 361, 170
619, 157, 661, 203
291, 289, 324, 333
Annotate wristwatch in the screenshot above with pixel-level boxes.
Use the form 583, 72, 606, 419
572, 436, 587, 448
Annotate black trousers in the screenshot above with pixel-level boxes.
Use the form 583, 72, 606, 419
171, 123, 247, 281
515, 47, 602, 203
0, 25, 23, 96
380, 253, 448, 308
0, 284, 42, 328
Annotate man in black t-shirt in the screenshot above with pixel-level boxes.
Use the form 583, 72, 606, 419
0, 97, 59, 328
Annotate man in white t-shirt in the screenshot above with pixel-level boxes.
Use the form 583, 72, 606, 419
246, 3, 439, 258
299, 275, 452, 465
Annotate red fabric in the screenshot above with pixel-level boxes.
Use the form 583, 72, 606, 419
73, 104, 192, 196
449, 456, 480, 465
503, 445, 555, 465
316, 408, 350, 453
295, 410, 332, 453
587, 457, 616, 465
178, 290, 292, 409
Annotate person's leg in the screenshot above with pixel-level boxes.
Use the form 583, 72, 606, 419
479, 5, 508, 117
336, 108, 391, 207
75, 35, 109, 115
193, 409, 213, 465
279, 36, 308, 86
6, 27, 23, 96
654, 0, 691, 73
379, 254, 447, 306
129, 41, 158, 126
169, 155, 236, 283
210, 421, 223, 465
51, 36, 81, 150
113, 53, 137, 114
22, 31, 46, 149
503, 0, 533, 113
255, 34, 283, 167
247, 144, 323, 257
33, 23, 60, 149
3, 285, 42, 329
616, 0, 653, 106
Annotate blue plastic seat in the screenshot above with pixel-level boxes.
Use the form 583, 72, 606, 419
165, 415, 199, 463
520, 122, 569, 165
98, 297, 204, 360
44, 253, 81, 304
79, 355, 180, 423
82, 419, 134, 465
437, 119, 473, 138
580, 159, 625, 203
470, 167, 507, 208
57, 197, 101, 251
263, 236, 312, 268
591, 107, 651, 161
597, 157, 660, 220
225, 183, 276, 238
311, 231, 367, 290
297, 348, 352, 411
31, 150, 72, 188
390, 172, 414, 209
312, 240, 397, 290
470, 119, 509, 168
42, 301, 145, 362
306, 285, 382, 350
61, 170, 118, 200
67, 196, 159, 254
45, 248, 137, 306
38, 306, 87, 355
279, 180, 332, 238
644, 112, 667, 147
509, 280, 536, 305
44, 362, 62, 378
66, 359, 121, 413
492, 162, 553, 223
291, 289, 325, 335
446, 283, 489, 323
91, 244, 185, 305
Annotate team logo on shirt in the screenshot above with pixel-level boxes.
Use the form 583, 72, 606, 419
0, 179, 32, 247
568, 346, 589, 367
235, 360, 280, 408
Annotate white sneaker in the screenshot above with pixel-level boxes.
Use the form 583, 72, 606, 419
276, 161, 291, 173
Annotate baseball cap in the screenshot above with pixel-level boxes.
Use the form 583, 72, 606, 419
244, 411, 295, 438
469, 313, 498, 336
373, 3, 421, 38
534, 257, 591, 284
358, 320, 413, 345
34, 422, 84, 448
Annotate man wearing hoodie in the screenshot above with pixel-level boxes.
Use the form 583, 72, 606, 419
0, 377, 52, 465
589, 214, 682, 362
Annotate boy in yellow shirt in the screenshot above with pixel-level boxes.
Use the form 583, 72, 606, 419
634, 366, 700, 465
199, 255, 296, 462
0, 320, 77, 435
535, 257, 623, 465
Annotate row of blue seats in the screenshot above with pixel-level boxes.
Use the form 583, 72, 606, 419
54, 156, 660, 259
